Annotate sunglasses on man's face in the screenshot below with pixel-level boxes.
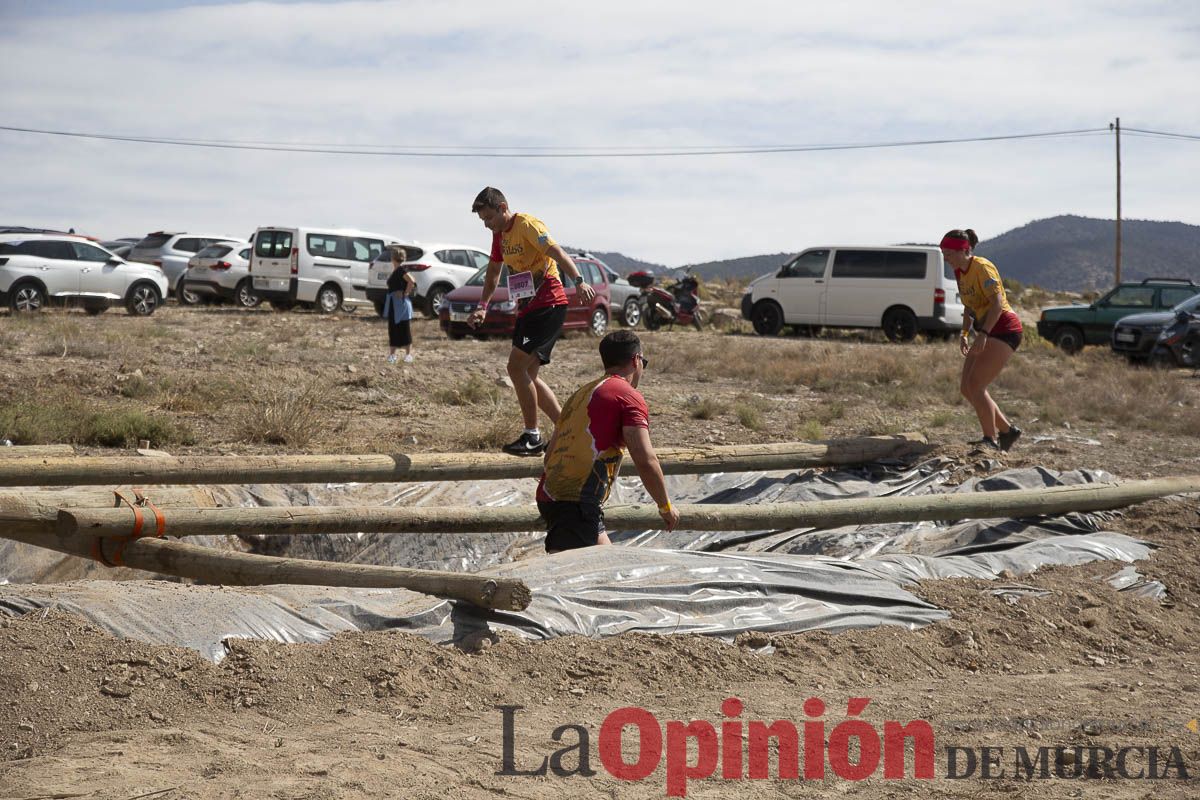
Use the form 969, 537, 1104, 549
638, 354, 649, 368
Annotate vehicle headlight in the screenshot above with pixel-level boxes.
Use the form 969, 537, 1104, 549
491, 300, 517, 312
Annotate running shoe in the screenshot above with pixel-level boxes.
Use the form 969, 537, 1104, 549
502, 432, 547, 456
997, 425, 1022, 451
403, 353, 414, 364
386, 354, 398, 364
971, 436, 1001, 451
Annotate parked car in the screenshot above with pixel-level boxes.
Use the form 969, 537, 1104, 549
182, 241, 257, 307
249, 226, 397, 313
1036, 278, 1200, 354
571, 252, 641, 327
1111, 291, 1200, 366
439, 256, 612, 340
740, 246, 964, 341
363, 242, 490, 318
128, 231, 244, 305
0, 234, 168, 316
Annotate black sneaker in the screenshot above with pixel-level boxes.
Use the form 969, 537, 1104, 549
502, 432, 547, 456
971, 436, 1001, 451
998, 425, 1022, 452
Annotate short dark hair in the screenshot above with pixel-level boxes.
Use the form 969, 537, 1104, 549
472, 187, 507, 213
599, 330, 642, 369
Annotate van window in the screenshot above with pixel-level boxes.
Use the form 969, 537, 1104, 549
307, 234, 348, 259
351, 237, 384, 262
782, 250, 829, 278
255, 231, 293, 258
832, 250, 926, 279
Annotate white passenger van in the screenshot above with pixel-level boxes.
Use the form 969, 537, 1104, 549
248, 226, 402, 313
740, 245, 964, 342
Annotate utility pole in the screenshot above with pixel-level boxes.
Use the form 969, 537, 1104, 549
1110, 117, 1122, 284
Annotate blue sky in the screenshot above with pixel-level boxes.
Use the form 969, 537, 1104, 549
1, 0, 1198, 266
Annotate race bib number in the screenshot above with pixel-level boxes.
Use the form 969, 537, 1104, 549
507, 271, 535, 300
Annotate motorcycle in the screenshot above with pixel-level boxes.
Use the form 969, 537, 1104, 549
628, 271, 708, 331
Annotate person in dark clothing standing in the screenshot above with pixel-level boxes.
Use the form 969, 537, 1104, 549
382, 246, 417, 364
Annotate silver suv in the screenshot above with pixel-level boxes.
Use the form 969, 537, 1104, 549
0, 234, 169, 316
129, 231, 243, 303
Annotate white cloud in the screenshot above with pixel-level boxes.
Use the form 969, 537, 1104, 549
0, 0, 1197, 265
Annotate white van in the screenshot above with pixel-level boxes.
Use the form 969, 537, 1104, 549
740, 245, 964, 341
248, 226, 403, 313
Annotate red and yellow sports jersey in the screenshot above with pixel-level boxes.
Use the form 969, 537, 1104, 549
537, 375, 650, 505
956, 256, 1022, 335
490, 212, 568, 313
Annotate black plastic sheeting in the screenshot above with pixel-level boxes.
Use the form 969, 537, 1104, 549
0, 463, 1172, 661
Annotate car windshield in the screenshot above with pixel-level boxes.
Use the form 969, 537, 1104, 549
1173, 293, 1200, 314
465, 265, 508, 286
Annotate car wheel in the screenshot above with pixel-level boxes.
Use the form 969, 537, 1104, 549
424, 284, 451, 318
621, 298, 642, 328
316, 284, 342, 314
234, 279, 261, 309
691, 308, 709, 331
882, 307, 918, 343
125, 283, 161, 316
84, 303, 109, 316
751, 301, 784, 336
1052, 326, 1084, 354
269, 299, 296, 312
589, 307, 609, 337
8, 282, 46, 313
176, 281, 202, 306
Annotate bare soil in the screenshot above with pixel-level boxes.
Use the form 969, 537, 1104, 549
2, 303, 1199, 797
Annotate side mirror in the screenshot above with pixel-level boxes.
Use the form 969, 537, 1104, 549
1179, 310, 1191, 323
107, 258, 122, 265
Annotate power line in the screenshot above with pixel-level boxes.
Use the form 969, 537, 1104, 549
1122, 126, 1200, 142
0, 123, 1116, 158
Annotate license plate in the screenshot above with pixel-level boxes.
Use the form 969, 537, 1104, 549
450, 311, 470, 322
1116, 332, 1135, 343
253, 278, 286, 291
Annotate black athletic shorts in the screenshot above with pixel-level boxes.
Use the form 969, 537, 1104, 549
513, 305, 568, 365
974, 323, 1023, 352
538, 500, 605, 552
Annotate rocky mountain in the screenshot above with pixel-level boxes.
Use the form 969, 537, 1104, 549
579, 216, 1200, 291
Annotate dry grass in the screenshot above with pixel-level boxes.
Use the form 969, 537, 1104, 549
0, 395, 194, 447
235, 375, 335, 447
435, 374, 503, 407
688, 397, 726, 420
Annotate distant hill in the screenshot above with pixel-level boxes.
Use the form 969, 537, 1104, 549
576, 216, 1200, 291
566, 247, 665, 275
973, 215, 1200, 291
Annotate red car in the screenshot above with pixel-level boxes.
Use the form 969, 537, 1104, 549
439, 256, 612, 340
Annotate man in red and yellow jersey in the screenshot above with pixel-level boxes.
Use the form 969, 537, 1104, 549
537, 330, 679, 552
468, 187, 596, 456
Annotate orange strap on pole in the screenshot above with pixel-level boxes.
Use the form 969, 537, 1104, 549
91, 489, 166, 568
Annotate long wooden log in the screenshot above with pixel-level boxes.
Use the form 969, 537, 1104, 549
0, 444, 75, 457
0, 434, 929, 487
49, 475, 1200, 538
1, 487, 219, 538
0, 527, 530, 610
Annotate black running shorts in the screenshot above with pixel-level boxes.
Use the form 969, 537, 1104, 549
512, 305, 568, 365
538, 500, 605, 552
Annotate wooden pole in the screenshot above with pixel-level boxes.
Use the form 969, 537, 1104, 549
0, 444, 75, 458
1, 487, 218, 538
0, 527, 530, 610
49, 475, 1200, 538
0, 434, 929, 487
1114, 116, 1123, 285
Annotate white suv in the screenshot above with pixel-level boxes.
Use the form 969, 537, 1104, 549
0, 234, 169, 316
362, 242, 490, 317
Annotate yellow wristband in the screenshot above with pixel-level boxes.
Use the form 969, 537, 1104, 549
657, 502, 673, 514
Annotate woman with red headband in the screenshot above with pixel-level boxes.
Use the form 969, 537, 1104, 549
941, 229, 1022, 451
